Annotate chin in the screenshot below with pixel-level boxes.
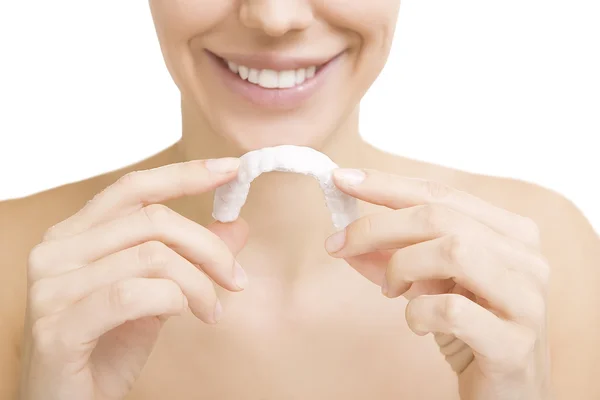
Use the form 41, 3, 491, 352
204, 107, 347, 153
184, 48, 361, 153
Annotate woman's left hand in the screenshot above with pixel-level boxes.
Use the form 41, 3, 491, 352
326, 168, 551, 400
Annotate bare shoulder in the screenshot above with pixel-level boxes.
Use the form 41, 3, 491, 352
366, 145, 598, 242
375, 147, 600, 397
458, 171, 600, 398
378, 147, 598, 269
0, 174, 114, 398
463, 169, 599, 257
0, 146, 177, 398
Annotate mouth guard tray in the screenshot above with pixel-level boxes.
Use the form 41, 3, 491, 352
212, 145, 359, 230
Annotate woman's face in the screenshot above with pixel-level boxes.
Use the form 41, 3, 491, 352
148, 0, 401, 151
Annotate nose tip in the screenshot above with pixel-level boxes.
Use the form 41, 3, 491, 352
240, 1, 313, 37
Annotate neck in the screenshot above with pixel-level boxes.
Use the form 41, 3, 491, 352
170, 97, 369, 278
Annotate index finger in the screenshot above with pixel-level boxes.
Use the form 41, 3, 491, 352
45, 158, 240, 240
332, 168, 540, 248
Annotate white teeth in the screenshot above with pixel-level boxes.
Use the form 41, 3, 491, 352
278, 70, 296, 88
295, 68, 306, 85
238, 65, 249, 80
225, 59, 320, 89
248, 68, 260, 84
228, 61, 238, 73
258, 69, 279, 88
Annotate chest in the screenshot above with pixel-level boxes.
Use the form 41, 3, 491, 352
125, 271, 459, 400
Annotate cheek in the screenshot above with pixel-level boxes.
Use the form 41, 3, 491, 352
150, 0, 234, 39
320, 0, 400, 78
149, 0, 236, 95
322, 0, 400, 42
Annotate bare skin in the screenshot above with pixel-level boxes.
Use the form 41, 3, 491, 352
3, 1, 600, 398
2, 134, 599, 399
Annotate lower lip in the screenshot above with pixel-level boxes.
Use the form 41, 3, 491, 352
205, 50, 343, 110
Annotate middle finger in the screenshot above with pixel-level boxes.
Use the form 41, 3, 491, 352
33, 204, 246, 292
385, 234, 546, 328
31, 241, 221, 323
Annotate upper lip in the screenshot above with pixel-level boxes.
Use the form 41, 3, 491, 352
206, 49, 343, 70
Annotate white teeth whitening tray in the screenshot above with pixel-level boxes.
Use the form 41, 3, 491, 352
212, 145, 359, 230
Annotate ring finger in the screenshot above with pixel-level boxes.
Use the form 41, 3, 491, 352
405, 293, 536, 371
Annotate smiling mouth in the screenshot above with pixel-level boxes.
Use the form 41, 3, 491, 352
204, 49, 345, 109
209, 52, 336, 90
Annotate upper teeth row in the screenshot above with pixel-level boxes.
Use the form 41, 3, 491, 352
227, 60, 317, 89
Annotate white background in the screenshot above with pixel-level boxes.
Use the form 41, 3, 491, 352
0, 1, 598, 232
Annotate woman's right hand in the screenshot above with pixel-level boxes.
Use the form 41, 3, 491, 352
19, 157, 248, 400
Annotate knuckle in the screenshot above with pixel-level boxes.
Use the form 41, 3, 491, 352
31, 315, 60, 354
417, 204, 451, 234
164, 281, 186, 309
27, 243, 51, 280
171, 162, 195, 197
42, 225, 60, 241
141, 203, 172, 227
116, 171, 139, 189
28, 279, 57, 316
440, 234, 467, 266
43, 217, 87, 242
404, 299, 419, 326
506, 329, 537, 370
136, 241, 171, 276
424, 179, 453, 200
442, 295, 467, 329
350, 216, 373, 242
27, 243, 47, 268
107, 281, 136, 313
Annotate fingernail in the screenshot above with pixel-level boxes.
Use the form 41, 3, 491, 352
213, 300, 223, 323
381, 278, 389, 297
334, 169, 366, 186
325, 230, 346, 253
233, 261, 247, 289
205, 157, 240, 174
